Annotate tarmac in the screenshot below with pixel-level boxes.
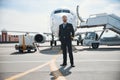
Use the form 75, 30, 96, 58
0, 42, 120, 80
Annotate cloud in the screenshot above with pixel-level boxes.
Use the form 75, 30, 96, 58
78, 0, 120, 17
103, 3, 120, 15
0, 9, 50, 32
0, 0, 120, 33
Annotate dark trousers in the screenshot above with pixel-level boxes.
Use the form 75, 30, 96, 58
61, 38, 74, 65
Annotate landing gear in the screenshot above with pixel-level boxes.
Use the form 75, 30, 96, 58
50, 33, 57, 47
50, 41, 53, 46
54, 41, 57, 46
77, 40, 83, 46
77, 40, 79, 46
50, 41, 57, 46
77, 34, 83, 46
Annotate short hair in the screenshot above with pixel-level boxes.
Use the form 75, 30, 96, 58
62, 15, 67, 18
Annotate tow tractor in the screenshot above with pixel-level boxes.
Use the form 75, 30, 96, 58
15, 33, 37, 53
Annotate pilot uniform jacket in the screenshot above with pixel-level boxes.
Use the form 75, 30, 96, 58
59, 23, 74, 41
59, 23, 75, 65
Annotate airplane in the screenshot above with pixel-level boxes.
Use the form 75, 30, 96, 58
2, 5, 115, 52
34, 7, 78, 46
35, 6, 86, 47
1, 7, 81, 52
15, 5, 120, 51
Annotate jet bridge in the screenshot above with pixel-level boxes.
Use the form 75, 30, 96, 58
79, 13, 120, 34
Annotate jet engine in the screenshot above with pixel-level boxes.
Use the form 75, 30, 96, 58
34, 34, 46, 43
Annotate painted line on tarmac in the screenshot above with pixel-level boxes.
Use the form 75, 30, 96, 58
5, 50, 66, 80
0, 61, 53, 63
49, 60, 67, 80
5, 62, 50, 80
1, 60, 120, 63
49, 50, 67, 80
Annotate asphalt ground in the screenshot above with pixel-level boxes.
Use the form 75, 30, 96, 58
0, 42, 120, 80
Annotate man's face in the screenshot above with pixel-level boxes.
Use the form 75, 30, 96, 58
62, 15, 67, 23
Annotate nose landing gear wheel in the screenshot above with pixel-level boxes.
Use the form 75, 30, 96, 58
50, 41, 57, 46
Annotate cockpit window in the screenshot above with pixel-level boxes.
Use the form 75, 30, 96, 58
54, 10, 61, 14
54, 9, 70, 14
63, 10, 70, 13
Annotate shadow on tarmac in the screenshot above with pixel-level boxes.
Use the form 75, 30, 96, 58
40, 47, 60, 55
10, 51, 35, 55
50, 66, 72, 80
40, 46, 77, 55
59, 66, 72, 76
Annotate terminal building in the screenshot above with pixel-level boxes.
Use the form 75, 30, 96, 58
0, 30, 19, 43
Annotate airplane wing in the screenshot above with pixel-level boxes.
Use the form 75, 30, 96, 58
3, 30, 39, 34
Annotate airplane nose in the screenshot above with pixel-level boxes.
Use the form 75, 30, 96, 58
55, 13, 68, 18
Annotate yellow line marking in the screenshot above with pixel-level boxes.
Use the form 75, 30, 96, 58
5, 62, 49, 80
5, 50, 66, 80
49, 50, 67, 80
49, 60, 67, 80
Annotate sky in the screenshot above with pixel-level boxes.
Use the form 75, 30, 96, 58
0, 0, 120, 34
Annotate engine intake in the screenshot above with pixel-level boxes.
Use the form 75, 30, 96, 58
34, 34, 46, 43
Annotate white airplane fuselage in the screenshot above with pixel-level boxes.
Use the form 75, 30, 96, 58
34, 8, 78, 44
50, 8, 77, 37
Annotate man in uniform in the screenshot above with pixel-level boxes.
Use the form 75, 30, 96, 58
59, 15, 75, 67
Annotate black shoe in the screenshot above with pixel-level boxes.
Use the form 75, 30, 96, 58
71, 64, 75, 67
60, 64, 67, 66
